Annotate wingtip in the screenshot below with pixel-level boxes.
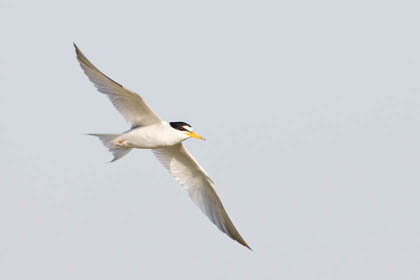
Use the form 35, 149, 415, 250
73, 42, 81, 55
239, 240, 253, 251
230, 227, 252, 250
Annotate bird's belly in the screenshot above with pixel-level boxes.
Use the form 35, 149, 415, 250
121, 127, 180, 149
125, 136, 171, 149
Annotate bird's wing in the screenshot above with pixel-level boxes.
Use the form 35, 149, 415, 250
74, 44, 162, 127
152, 143, 251, 249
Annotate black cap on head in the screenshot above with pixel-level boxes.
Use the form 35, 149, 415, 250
170, 122, 192, 132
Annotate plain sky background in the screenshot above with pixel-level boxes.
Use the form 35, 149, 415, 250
1, 0, 420, 279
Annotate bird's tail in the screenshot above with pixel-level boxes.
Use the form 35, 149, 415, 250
88, 133, 132, 162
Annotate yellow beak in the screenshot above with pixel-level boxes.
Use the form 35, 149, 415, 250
186, 131, 206, 140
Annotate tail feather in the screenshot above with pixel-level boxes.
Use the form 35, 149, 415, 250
88, 133, 132, 162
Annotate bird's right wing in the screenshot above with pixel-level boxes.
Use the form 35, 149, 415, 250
152, 143, 251, 249
74, 44, 162, 127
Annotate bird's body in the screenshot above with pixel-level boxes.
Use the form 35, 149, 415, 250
74, 44, 251, 250
115, 121, 188, 149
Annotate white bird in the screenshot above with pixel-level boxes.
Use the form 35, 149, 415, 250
74, 44, 251, 250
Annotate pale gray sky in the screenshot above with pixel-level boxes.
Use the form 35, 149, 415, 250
1, 0, 420, 279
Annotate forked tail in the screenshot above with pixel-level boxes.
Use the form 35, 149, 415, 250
88, 133, 132, 162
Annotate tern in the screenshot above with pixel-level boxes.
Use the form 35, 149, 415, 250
74, 44, 251, 249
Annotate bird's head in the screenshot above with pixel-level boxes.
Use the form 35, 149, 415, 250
170, 122, 206, 141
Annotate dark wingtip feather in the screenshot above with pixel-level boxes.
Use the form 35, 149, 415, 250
235, 235, 252, 251
241, 241, 252, 251
73, 42, 81, 56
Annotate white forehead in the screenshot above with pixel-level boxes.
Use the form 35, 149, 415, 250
183, 125, 193, 132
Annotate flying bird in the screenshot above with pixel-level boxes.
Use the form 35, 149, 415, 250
74, 44, 251, 250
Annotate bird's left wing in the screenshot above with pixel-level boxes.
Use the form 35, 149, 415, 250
152, 143, 251, 249
74, 44, 162, 127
